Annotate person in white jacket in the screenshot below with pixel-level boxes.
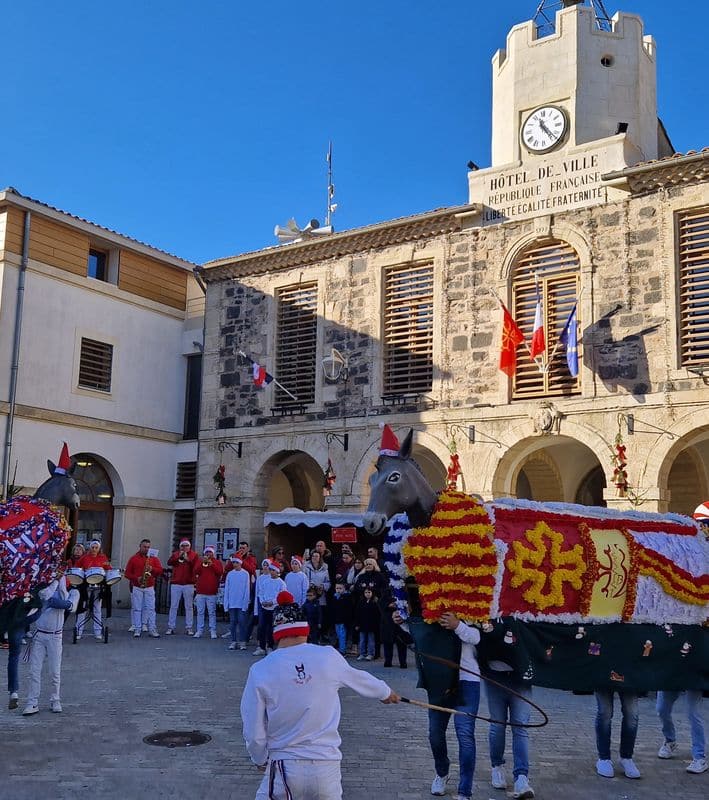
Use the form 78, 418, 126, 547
22, 576, 79, 716
241, 589, 400, 800
223, 556, 251, 650
284, 555, 309, 607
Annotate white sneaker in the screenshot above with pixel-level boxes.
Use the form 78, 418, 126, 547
185, 629, 194, 636
513, 774, 534, 799
50, 700, 62, 713
238, 643, 247, 650
142, 624, 148, 632
228, 642, 237, 650
253, 647, 266, 656
22, 704, 39, 716
210, 632, 218, 640
165, 629, 174, 636
128, 625, 135, 633
221, 631, 231, 638
620, 757, 641, 779
356, 654, 366, 661
658, 740, 678, 759
491, 766, 507, 789
149, 631, 160, 638
94, 635, 103, 641
596, 759, 614, 778
687, 758, 708, 774
8, 692, 19, 710
431, 774, 449, 796
133, 631, 141, 638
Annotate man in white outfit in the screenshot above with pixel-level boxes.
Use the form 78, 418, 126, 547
23, 576, 79, 715
241, 590, 400, 799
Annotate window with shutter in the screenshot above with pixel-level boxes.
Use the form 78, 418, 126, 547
78, 337, 113, 392
175, 462, 197, 499
274, 282, 318, 406
678, 208, 709, 367
512, 240, 580, 399
383, 262, 434, 396
172, 509, 195, 551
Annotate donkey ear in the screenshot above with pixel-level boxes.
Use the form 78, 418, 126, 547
67, 461, 77, 476
47, 459, 56, 476
399, 429, 414, 459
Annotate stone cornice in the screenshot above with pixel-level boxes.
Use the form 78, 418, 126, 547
602, 149, 709, 193
199, 204, 477, 282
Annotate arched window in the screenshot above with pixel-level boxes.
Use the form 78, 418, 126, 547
512, 239, 581, 399
70, 455, 115, 557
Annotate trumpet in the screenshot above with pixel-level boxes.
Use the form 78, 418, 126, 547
202, 555, 212, 568
178, 553, 187, 563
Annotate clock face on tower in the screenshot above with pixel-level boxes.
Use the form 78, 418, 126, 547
521, 106, 568, 153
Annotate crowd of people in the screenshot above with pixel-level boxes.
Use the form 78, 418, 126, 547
3, 533, 707, 799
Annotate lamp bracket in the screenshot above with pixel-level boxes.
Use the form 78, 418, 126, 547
217, 441, 243, 458
449, 423, 503, 448
325, 432, 349, 452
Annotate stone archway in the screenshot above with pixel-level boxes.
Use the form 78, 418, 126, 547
666, 445, 709, 515
497, 435, 606, 504
261, 450, 325, 512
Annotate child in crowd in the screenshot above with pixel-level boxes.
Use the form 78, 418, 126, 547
355, 587, 380, 661
302, 587, 322, 644
253, 560, 286, 656
331, 581, 354, 657
223, 555, 251, 650
23, 576, 79, 715
285, 555, 309, 607
380, 588, 408, 668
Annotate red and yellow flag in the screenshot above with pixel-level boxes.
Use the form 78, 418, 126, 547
499, 303, 526, 377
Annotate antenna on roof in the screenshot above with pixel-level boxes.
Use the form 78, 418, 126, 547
533, 1, 612, 38
326, 141, 337, 228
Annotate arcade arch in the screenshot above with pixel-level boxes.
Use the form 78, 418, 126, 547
69, 453, 119, 557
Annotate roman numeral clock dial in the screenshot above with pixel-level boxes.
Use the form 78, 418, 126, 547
521, 106, 568, 153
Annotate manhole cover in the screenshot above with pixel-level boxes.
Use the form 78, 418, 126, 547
143, 730, 212, 748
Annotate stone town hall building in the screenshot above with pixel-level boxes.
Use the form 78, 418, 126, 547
196, 1, 709, 558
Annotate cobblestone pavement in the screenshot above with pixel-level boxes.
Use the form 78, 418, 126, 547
2, 609, 707, 800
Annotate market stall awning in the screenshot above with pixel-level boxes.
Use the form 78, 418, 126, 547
264, 509, 364, 529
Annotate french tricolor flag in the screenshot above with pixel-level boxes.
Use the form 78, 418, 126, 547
252, 362, 274, 387
530, 281, 546, 359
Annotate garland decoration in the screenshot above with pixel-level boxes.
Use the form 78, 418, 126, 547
446, 438, 462, 490
213, 464, 226, 505
611, 432, 628, 497
403, 491, 497, 622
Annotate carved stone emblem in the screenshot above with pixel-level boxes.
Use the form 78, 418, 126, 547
532, 401, 561, 435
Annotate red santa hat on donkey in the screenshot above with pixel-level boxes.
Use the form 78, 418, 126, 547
379, 423, 400, 457
53, 442, 72, 475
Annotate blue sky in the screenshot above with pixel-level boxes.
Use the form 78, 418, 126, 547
3, 1, 707, 263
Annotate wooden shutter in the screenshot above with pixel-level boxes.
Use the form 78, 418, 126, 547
678, 208, 709, 367
172, 509, 195, 551
78, 338, 113, 392
512, 240, 580, 399
275, 282, 318, 406
175, 462, 197, 499
383, 262, 434, 395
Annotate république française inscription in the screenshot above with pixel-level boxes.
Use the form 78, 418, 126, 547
479, 153, 607, 224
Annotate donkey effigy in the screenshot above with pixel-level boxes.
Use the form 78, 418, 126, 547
0, 443, 79, 633
363, 426, 709, 692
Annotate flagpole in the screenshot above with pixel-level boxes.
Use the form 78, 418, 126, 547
488, 287, 537, 363
237, 350, 299, 401
546, 287, 584, 365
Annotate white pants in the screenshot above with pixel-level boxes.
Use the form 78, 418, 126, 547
255, 759, 342, 800
78, 586, 103, 637
195, 594, 217, 634
27, 631, 63, 705
132, 587, 157, 632
168, 584, 195, 630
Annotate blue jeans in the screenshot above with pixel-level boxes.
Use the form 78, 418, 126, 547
657, 690, 705, 760
486, 673, 531, 778
594, 689, 638, 760
454, 680, 480, 798
6, 627, 24, 693
335, 624, 348, 654
429, 707, 451, 779
229, 608, 248, 643
358, 631, 375, 657
258, 608, 274, 650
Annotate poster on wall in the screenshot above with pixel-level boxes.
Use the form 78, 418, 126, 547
223, 527, 240, 554
204, 528, 220, 551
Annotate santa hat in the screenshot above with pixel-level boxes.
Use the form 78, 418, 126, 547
230, 554, 243, 564
261, 558, 271, 568
54, 442, 72, 475
272, 590, 310, 641
379, 423, 400, 457
267, 560, 281, 572
693, 502, 709, 522
290, 555, 303, 565
204, 545, 216, 555
179, 539, 191, 547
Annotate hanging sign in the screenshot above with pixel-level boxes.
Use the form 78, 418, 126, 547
331, 526, 357, 543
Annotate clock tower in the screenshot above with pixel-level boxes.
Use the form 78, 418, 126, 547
469, 1, 674, 226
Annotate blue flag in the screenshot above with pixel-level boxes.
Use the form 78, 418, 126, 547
559, 303, 579, 377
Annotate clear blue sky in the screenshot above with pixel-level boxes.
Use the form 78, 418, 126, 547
3, 1, 707, 263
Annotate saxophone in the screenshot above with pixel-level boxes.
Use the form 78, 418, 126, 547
139, 556, 152, 588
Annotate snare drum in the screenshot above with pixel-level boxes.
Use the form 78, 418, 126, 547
104, 568, 122, 586
84, 566, 106, 585
66, 567, 85, 586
